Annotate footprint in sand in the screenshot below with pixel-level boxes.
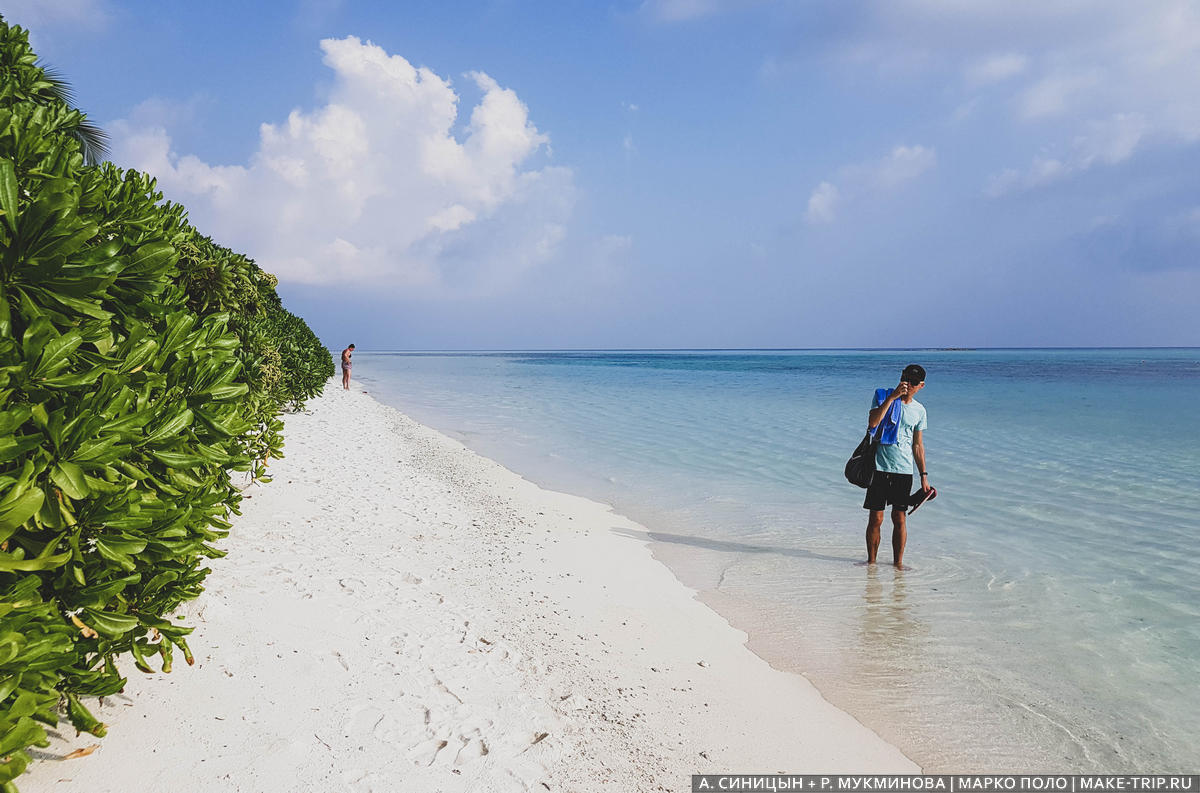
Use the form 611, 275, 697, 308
407, 737, 449, 767
454, 731, 490, 765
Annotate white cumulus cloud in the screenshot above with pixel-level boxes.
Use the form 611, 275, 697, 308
109, 36, 574, 296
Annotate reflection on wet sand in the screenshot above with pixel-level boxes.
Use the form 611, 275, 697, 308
856, 567, 927, 690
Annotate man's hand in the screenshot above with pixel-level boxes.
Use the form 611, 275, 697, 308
869, 382, 907, 428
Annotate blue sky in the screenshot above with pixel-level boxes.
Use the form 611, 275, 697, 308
6, 0, 1200, 348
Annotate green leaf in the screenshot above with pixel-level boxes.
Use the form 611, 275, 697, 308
130, 640, 154, 673
144, 408, 193, 444
99, 536, 149, 556
147, 450, 207, 468
0, 435, 43, 463
81, 473, 127, 494
171, 634, 194, 666
0, 751, 31, 784
66, 693, 107, 738
31, 330, 83, 379
120, 338, 158, 374
158, 640, 174, 673
40, 367, 103, 388
0, 489, 44, 542
99, 408, 152, 436
0, 549, 70, 572
40, 290, 112, 320
80, 607, 138, 637
71, 436, 128, 464
160, 312, 196, 355
50, 461, 89, 500
0, 159, 17, 235
0, 717, 43, 759
0, 672, 17, 703
126, 241, 176, 274
204, 383, 249, 400
7, 692, 36, 719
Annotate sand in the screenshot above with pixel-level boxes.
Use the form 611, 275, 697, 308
24, 383, 918, 792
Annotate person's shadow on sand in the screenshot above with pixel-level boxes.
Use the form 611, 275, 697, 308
612, 528, 860, 565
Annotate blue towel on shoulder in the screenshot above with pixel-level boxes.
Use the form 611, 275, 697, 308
870, 387, 902, 445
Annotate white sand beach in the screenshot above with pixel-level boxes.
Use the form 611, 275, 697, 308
25, 383, 917, 792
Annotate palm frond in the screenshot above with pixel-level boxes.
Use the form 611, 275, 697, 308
36, 61, 109, 164
68, 119, 110, 166
36, 63, 75, 105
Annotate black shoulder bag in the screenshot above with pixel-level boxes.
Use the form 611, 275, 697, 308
844, 429, 880, 489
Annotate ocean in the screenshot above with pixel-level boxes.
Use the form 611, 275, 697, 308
351, 349, 1199, 772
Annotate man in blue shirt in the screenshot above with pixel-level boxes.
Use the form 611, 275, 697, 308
864, 364, 931, 568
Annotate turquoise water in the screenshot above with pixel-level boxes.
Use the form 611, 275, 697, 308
353, 349, 1200, 772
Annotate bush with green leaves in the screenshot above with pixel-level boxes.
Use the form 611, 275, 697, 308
0, 18, 332, 789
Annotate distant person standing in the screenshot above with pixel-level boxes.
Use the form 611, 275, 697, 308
864, 364, 932, 568
341, 344, 355, 390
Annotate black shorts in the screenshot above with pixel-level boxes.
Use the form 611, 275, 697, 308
864, 471, 913, 511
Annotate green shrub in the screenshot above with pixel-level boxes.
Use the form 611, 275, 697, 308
0, 18, 332, 789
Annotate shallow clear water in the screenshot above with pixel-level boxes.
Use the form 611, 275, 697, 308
353, 349, 1200, 772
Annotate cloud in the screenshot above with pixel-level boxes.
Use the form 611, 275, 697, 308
987, 113, 1149, 196
1074, 113, 1150, 165
797, 1, 1200, 192
805, 182, 839, 224
1017, 69, 1101, 119
866, 144, 937, 188
965, 52, 1029, 86
109, 36, 574, 296
806, 145, 935, 223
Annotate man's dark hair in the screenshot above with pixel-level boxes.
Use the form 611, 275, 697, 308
348, 343, 355, 349
902, 364, 926, 384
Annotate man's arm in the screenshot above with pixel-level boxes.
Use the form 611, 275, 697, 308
867, 381, 908, 428
912, 429, 929, 491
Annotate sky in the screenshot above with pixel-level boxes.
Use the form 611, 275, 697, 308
4, 0, 1200, 349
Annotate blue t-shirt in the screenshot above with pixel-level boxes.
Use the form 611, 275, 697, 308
872, 395, 928, 474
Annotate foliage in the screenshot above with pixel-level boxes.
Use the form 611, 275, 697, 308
0, 18, 332, 789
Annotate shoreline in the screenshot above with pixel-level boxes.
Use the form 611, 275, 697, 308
26, 382, 917, 792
